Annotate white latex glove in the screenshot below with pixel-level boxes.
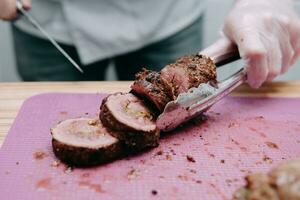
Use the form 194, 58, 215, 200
202, 0, 300, 88
0, 0, 31, 21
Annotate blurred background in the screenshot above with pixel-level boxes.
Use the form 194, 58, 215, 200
1, 0, 300, 82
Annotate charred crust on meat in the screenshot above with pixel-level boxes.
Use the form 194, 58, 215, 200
131, 69, 172, 112
100, 93, 160, 150
110, 130, 160, 151
51, 118, 124, 167
52, 138, 123, 167
161, 54, 217, 97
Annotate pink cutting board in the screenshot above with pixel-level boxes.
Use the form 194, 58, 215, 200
1, 93, 300, 200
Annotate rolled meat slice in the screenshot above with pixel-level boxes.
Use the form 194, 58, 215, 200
51, 118, 123, 167
100, 93, 160, 150
161, 54, 217, 98
131, 69, 172, 112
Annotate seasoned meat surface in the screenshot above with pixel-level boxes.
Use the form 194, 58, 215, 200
131, 55, 217, 112
131, 69, 172, 112
161, 54, 217, 97
51, 54, 218, 166
100, 93, 160, 150
51, 118, 123, 167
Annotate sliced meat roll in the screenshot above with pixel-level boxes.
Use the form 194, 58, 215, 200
131, 69, 172, 112
161, 54, 217, 97
51, 118, 123, 167
100, 93, 160, 150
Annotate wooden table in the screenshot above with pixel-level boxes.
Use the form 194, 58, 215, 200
1, 81, 300, 147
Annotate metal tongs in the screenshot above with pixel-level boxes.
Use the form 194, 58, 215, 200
157, 45, 247, 132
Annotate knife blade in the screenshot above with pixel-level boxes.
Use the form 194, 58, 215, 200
16, 1, 84, 73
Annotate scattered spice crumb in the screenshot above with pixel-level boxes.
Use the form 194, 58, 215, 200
16, 162, 19, 165
220, 159, 225, 164
127, 169, 139, 180
170, 149, 176, 155
196, 180, 202, 184
155, 151, 163, 156
60, 111, 68, 115
209, 153, 215, 158
265, 141, 279, 149
255, 161, 263, 165
159, 176, 165, 179
249, 127, 257, 132
165, 155, 172, 161
263, 155, 273, 164
186, 155, 196, 163
36, 177, 52, 191
88, 119, 98, 126
64, 167, 73, 174
33, 151, 48, 160
189, 169, 197, 174
85, 112, 89, 115
140, 159, 146, 164
51, 160, 60, 167
255, 116, 264, 121
79, 181, 103, 193
259, 132, 267, 138
228, 122, 239, 128
225, 179, 232, 186
177, 174, 188, 181
231, 139, 240, 146
240, 169, 252, 174
151, 190, 158, 196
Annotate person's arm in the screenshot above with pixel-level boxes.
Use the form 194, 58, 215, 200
0, 0, 31, 20
202, 0, 300, 88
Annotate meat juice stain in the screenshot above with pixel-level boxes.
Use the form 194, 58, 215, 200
240, 147, 248, 152
59, 111, 68, 115
265, 141, 279, 149
248, 127, 258, 132
78, 181, 103, 193
36, 177, 52, 192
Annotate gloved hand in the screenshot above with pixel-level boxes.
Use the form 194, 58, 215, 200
202, 0, 300, 88
0, 0, 31, 21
